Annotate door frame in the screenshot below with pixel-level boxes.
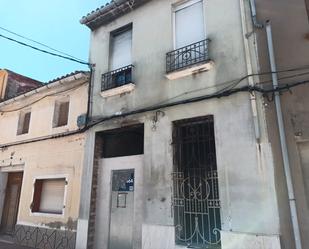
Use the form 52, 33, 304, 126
0, 172, 23, 234
94, 155, 143, 249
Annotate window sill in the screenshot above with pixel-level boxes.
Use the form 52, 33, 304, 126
100, 83, 135, 98
30, 212, 64, 218
16, 133, 29, 137
166, 60, 214, 80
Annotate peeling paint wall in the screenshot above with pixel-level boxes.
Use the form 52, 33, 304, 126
83, 95, 281, 249
0, 134, 85, 229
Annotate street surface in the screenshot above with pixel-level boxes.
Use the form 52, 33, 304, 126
0, 241, 32, 249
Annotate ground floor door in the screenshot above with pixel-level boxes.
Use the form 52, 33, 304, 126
94, 156, 143, 249
109, 169, 135, 249
0, 172, 23, 234
172, 116, 221, 248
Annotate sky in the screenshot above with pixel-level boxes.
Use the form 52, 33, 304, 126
0, 0, 109, 82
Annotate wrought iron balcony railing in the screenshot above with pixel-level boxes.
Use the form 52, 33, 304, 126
166, 39, 211, 74
101, 65, 134, 91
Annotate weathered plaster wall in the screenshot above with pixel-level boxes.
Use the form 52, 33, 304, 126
85, 94, 280, 249
0, 134, 85, 230
83, 0, 282, 248
0, 79, 88, 145
89, 0, 249, 118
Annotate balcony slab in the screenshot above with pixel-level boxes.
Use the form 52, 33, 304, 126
166, 60, 214, 80
100, 83, 135, 98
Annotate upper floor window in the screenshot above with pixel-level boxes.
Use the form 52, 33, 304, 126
166, 0, 212, 79
53, 98, 70, 128
110, 24, 133, 70
17, 109, 31, 135
101, 24, 134, 95
174, 0, 205, 49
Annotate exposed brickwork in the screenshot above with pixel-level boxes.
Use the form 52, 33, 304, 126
87, 134, 103, 249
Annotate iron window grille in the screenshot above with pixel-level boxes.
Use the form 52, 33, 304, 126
101, 65, 134, 91
166, 39, 211, 74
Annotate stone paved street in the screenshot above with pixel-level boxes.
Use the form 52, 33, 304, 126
0, 242, 32, 249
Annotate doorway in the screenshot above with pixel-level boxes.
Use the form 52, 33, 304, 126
94, 156, 143, 249
172, 116, 221, 248
0, 172, 23, 234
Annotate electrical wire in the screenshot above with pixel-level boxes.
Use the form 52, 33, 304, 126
0, 26, 87, 63
159, 68, 309, 104
87, 78, 309, 129
0, 81, 88, 113
0, 33, 91, 66
1, 78, 309, 148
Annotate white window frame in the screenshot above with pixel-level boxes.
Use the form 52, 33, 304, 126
30, 174, 68, 218
172, 0, 206, 49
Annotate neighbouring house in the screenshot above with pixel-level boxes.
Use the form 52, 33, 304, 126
253, 0, 309, 249
0, 69, 43, 102
76, 1, 282, 249
0, 71, 89, 249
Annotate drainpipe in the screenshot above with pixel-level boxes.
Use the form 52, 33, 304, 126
265, 20, 302, 249
249, 0, 264, 29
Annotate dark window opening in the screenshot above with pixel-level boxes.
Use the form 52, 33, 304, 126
17, 111, 31, 135
101, 124, 144, 158
22, 112, 31, 134
53, 100, 70, 128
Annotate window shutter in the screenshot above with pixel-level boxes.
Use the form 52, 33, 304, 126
57, 101, 69, 127
39, 179, 65, 214
22, 112, 31, 134
110, 28, 132, 70
175, 0, 205, 49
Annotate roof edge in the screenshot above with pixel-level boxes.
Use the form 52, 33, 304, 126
0, 71, 90, 108
80, 0, 152, 30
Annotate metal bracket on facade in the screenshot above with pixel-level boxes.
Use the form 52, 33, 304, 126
151, 110, 165, 131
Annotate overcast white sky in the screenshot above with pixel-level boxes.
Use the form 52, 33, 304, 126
0, 0, 108, 82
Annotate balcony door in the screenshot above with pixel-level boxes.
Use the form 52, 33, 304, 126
109, 25, 132, 71
174, 0, 205, 49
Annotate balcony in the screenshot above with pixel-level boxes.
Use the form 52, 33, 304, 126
101, 65, 135, 98
166, 39, 213, 80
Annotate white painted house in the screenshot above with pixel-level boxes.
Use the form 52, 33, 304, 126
77, 1, 282, 249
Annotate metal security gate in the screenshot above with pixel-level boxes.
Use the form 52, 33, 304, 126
172, 116, 221, 248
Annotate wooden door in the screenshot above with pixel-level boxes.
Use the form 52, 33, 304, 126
0, 172, 23, 234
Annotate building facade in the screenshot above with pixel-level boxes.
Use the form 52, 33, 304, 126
0, 71, 89, 249
77, 1, 282, 249
254, 0, 309, 249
